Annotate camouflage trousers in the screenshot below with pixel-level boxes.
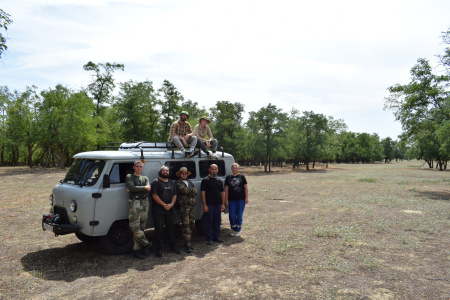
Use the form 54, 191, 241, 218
180, 204, 195, 247
128, 198, 149, 251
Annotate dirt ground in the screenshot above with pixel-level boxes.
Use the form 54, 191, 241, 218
0, 161, 449, 299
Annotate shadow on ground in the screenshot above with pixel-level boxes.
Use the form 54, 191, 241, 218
21, 230, 243, 282
415, 190, 450, 201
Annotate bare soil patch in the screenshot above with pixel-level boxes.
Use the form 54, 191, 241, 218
1, 162, 449, 299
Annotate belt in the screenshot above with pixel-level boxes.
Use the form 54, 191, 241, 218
130, 194, 148, 200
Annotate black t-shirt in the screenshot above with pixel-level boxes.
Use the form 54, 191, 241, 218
225, 174, 247, 201
201, 176, 224, 205
151, 178, 176, 214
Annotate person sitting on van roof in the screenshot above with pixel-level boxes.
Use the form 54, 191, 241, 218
193, 116, 218, 159
168, 111, 199, 158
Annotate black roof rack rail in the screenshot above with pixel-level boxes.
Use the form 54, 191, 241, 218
101, 141, 225, 159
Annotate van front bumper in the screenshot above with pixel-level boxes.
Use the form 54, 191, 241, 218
42, 214, 79, 235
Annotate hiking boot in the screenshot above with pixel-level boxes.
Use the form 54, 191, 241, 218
132, 250, 146, 259
155, 249, 163, 258
185, 246, 193, 253
206, 240, 213, 245
142, 242, 152, 256
170, 246, 181, 254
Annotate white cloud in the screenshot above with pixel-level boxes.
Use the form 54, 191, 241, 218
1, 0, 449, 139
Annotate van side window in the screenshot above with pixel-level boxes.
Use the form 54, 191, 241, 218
199, 160, 225, 178
165, 161, 196, 180
109, 162, 134, 184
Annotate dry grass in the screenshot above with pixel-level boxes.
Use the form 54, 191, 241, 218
0, 161, 449, 299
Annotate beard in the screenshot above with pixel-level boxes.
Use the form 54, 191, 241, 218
209, 173, 217, 178
160, 173, 169, 179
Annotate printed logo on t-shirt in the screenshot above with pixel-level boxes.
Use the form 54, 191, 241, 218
230, 177, 243, 193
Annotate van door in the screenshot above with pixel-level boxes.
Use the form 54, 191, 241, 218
93, 161, 134, 235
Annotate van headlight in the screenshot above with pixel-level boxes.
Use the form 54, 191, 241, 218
49, 194, 54, 206
70, 200, 77, 212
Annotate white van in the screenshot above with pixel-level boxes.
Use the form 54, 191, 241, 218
42, 142, 235, 254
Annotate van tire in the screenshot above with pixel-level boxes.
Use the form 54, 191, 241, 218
100, 221, 133, 255
75, 231, 98, 243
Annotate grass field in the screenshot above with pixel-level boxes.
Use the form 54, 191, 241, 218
0, 161, 449, 299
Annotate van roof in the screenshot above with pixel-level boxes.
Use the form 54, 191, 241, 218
73, 150, 233, 160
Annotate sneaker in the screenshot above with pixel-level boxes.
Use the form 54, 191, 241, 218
206, 240, 213, 245
230, 232, 236, 237
213, 238, 224, 243
234, 232, 240, 237
189, 149, 200, 158
184, 151, 191, 157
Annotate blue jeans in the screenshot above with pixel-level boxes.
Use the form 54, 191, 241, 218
228, 200, 245, 232
204, 204, 221, 241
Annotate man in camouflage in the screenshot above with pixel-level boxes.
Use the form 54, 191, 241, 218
175, 167, 198, 253
126, 161, 152, 259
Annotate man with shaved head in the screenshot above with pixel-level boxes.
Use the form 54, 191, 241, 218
201, 164, 225, 245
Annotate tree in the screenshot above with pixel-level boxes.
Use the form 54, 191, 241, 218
0, 9, 12, 59
209, 101, 245, 159
247, 103, 287, 172
36, 85, 95, 168
385, 58, 449, 170
381, 137, 395, 163
157, 80, 184, 139
296, 111, 329, 170
0, 86, 10, 164
114, 80, 159, 141
83, 61, 124, 117
439, 27, 450, 72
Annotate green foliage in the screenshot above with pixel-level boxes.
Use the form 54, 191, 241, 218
209, 101, 246, 158
385, 57, 449, 169
35, 85, 96, 167
0, 9, 13, 59
83, 61, 124, 117
158, 79, 185, 138
113, 80, 159, 141
1, 61, 413, 168
247, 103, 287, 172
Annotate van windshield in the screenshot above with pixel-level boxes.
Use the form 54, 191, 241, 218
63, 159, 105, 187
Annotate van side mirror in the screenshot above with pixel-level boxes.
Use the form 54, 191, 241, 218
103, 174, 111, 188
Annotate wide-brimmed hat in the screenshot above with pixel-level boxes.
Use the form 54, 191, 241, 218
199, 116, 210, 124
180, 111, 190, 118
176, 167, 191, 177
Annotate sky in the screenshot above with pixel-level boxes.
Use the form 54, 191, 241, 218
1, 0, 449, 139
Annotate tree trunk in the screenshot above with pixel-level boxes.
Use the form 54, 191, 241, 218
59, 145, 66, 169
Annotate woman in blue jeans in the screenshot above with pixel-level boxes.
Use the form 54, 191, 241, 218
225, 163, 248, 237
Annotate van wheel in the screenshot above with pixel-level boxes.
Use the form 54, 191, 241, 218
75, 231, 98, 243
100, 221, 133, 255
195, 218, 205, 236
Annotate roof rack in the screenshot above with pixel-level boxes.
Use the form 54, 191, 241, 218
102, 141, 225, 159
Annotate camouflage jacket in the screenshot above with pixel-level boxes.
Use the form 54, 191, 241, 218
176, 179, 197, 206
